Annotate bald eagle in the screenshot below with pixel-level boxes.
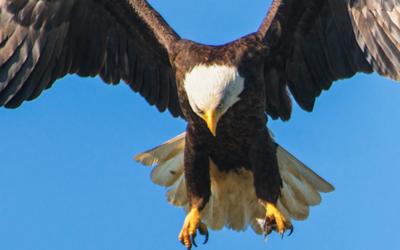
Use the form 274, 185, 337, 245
1, 0, 400, 248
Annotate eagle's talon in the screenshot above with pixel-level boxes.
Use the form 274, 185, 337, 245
190, 234, 197, 247
179, 207, 208, 249
259, 199, 292, 239
288, 225, 294, 236
263, 218, 273, 235
263, 216, 270, 228
203, 231, 209, 245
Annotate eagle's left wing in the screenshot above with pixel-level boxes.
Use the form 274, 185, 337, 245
258, 0, 400, 121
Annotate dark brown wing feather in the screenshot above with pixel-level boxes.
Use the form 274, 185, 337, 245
0, 0, 183, 118
258, 0, 400, 121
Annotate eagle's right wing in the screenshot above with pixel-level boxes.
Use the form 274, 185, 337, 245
0, 0, 183, 117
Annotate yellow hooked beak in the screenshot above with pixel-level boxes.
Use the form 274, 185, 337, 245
203, 109, 220, 136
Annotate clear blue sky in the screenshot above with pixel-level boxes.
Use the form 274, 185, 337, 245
2, 0, 400, 249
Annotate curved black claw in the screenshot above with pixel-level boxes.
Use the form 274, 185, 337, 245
288, 225, 294, 236
262, 217, 272, 244
190, 234, 197, 247
180, 240, 185, 246
263, 217, 272, 236
203, 231, 209, 245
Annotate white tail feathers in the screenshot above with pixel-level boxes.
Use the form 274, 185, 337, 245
135, 133, 186, 166
134, 133, 188, 207
134, 130, 334, 234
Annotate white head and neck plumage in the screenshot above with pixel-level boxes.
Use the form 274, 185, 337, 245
184, 64, 245, 136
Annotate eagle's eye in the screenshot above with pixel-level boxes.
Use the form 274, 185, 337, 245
217, 102, 224, 109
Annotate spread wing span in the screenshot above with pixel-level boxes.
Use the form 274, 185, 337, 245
259, 0, 400, 121
2, 0, 400, 121
0, 0, 183, 117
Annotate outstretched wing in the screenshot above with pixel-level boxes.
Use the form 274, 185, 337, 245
0, 0, 183, 117
258, 0, 400, 121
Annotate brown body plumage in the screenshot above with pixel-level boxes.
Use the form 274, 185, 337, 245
170, 38, 282, 210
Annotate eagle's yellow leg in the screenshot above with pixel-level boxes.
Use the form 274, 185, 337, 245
179, 207, 209, 249
259, 199, 293, 237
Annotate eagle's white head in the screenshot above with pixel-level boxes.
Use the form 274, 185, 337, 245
184, 64, 245, 136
